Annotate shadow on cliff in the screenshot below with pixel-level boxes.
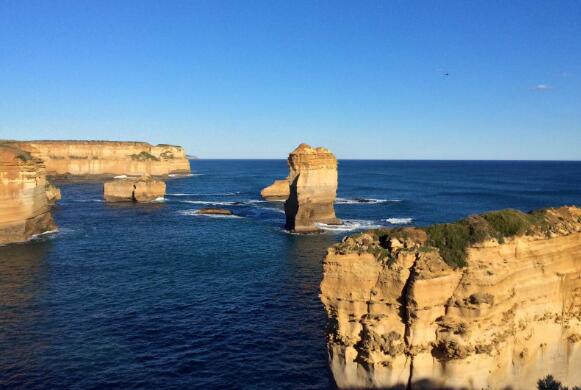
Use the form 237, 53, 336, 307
341, 381, 515, 390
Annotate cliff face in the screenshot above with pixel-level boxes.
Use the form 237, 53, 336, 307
103, 176, 166, 202
0, 145, 57, 245
284, 144, 340, 232
4, 141, 190, 176
321, 206, 581, 389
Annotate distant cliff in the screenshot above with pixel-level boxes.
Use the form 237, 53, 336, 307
3, 140, 191, 176
321, 206, 581, 389
0, 145, 57, 245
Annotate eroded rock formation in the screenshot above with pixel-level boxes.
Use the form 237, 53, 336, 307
45, 183, 61, 204
103, 176, 166, 202
321, 206, 581, 389
0, 145, 57, 245
3, 140, 190, 176
260, 179, 289, 200
284, 144, 340, 232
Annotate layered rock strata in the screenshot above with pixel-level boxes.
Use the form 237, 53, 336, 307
321, 206, 581, 389
45, 183, 61, 204
103, 176, 166, 202
284, 144, 340, 232
3, 140, 190, 176
0, 145, 57, 245
260, 179, 289, 200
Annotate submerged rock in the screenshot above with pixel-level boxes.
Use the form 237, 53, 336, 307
103, 176, 166, 202
260, 179, 289, 201
0, 145, 57, 244
320, 206, 581, 389
196, 208, 233, 215
284, 143, 340, 232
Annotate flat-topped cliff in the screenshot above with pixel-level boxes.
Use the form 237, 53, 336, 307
284, 144, 340, 232
3, 140, 190, 176
0, 145, 57, 245
321, 206, 581, 389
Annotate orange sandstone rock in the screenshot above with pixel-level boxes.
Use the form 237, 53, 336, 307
320, 206, 581, 389
3, 140, 190, 177
260, 179, 289, 200
284, 144, 340, 232
0, 145, 57, 245
103, 176, 166, 202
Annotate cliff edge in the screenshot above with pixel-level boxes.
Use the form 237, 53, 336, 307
0, 145, 57, 245
3, 140, 191, 177
321, 206, 581, 389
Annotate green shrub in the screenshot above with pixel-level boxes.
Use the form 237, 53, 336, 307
426, 222, 471, 268
537, 374, 581, 390
130, 151, 160, 161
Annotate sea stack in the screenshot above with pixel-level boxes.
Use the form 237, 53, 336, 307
103, 176, 166, 202
284, 144, 340, 232
320, 206, 581, 389
0, 145, 58, 245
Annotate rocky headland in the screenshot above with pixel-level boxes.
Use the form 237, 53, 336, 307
284, 144, 340, 232
320, 206, 581, 389
103, 176, 166, 202
0, 145, 57, 245
3, 140, 190, 177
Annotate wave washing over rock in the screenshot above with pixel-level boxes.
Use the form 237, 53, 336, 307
3, 140, 191, 177
0, 145, 58, 245
320, 206, 581, 389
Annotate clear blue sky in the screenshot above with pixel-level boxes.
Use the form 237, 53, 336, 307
1, 1, 580, 159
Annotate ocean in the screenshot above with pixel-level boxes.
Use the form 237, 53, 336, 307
1, 160, 581, 389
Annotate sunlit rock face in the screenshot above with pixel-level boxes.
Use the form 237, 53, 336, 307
0, 145, 57, 245
4, 141, 190, 176
320, 206, 581, 389
103, 176, 166, 202
284, 144, 340, 232
260, 179, 289, 201
45, 183, 61, 204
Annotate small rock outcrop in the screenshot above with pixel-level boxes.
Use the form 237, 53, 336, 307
284, 144, 340, 232
320, 206, 581, 389
45, 183, 61, 204
103, 176, 166, 202
260, 179, 289, 200
3, 140, 191, 177
196, 208, 233, 215
0, 145, 57, 245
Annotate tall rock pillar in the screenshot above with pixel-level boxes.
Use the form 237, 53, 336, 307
284, 144, 340, 232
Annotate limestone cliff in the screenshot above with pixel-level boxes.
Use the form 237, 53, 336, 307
0, 145, 57, 245
103, 176, 166, 202
284, 144, 340, 232
321, 206, 581, 389
3, 140, 190, 177
260, 179, 289, 200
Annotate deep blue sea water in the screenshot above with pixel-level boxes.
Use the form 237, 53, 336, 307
1, 160, 581, 390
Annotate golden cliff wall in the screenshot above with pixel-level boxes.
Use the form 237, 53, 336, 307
4, 141, 190, 176
0, 145, 57, 245
321, 206, 581, 389
284, 144, 340, 232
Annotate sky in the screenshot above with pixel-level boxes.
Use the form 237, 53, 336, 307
0, 0, 580, 159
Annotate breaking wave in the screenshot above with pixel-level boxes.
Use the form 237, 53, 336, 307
335, 197, 401, 205
315, 219, 384, 232
384, 217, 413, 225
177, 210, 242, 218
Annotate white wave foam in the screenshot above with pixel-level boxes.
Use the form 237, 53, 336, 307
168, 173, 203, 177
177, 210, 242, 218
385, 217, 413, 225
180, 200, 240, 206
315, 219, 384, 232
153, 197, 166, 203
335, 197, 401, 205
167, 192, 239, 197
114, 175, 128, 179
